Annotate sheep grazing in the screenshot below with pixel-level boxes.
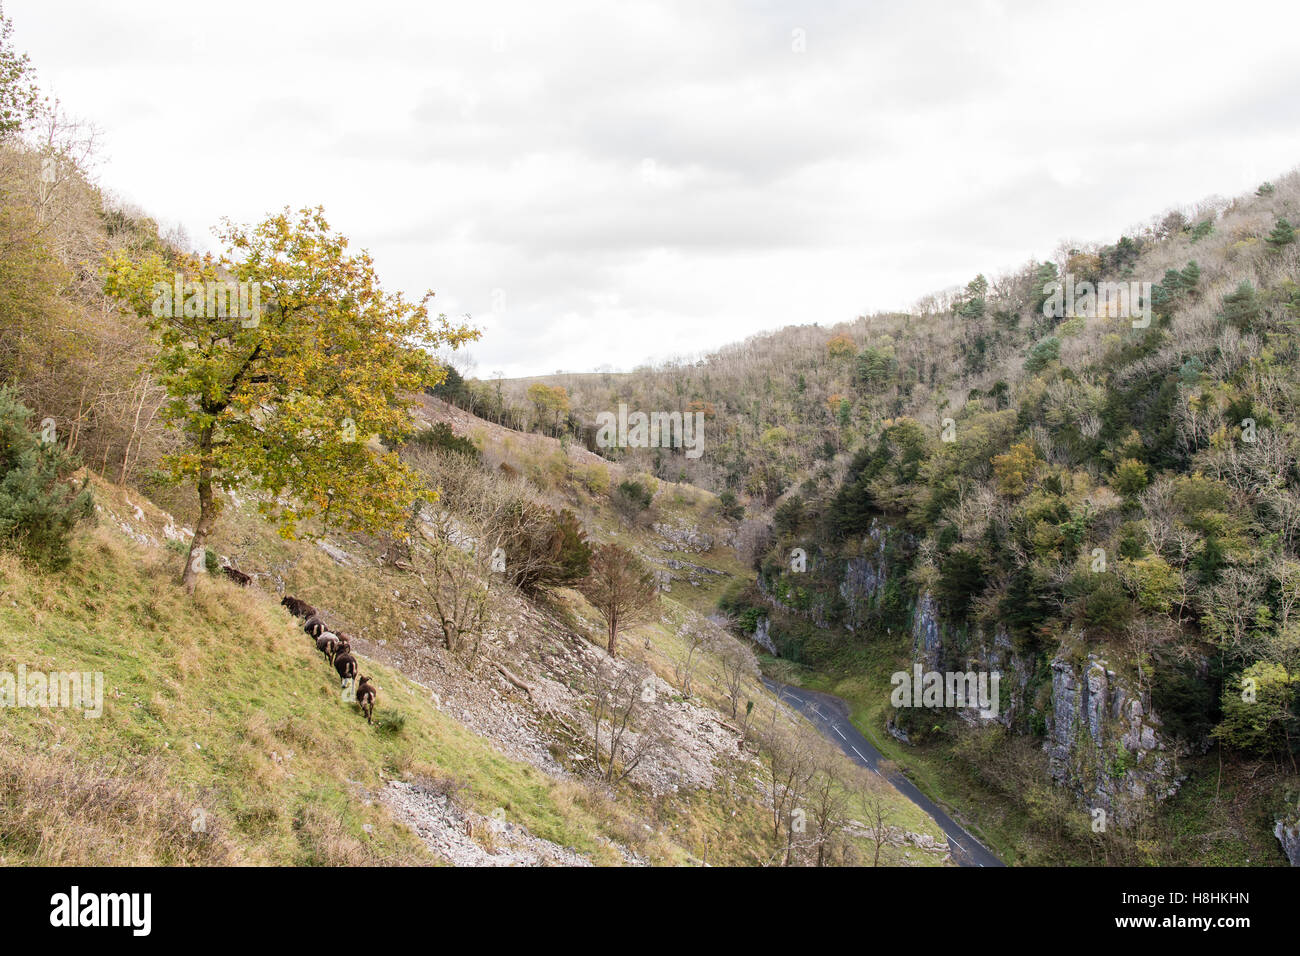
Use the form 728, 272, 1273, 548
355, 676, 377, 724
221, 565, 252, 586
316, 631, 340, 662
334, 651, 357, 690
281, 596, 317, 619
303, 615, 327, 639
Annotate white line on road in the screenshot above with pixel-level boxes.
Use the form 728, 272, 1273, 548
833, 725, 846, 740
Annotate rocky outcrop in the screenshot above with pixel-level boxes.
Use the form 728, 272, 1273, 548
653, 521, 713, 553
1275, 813, 1300, 866
911, 592, 944, 672
753, 615, 778, 655
830, 521, 1186, 825
838, 519, 892, 633
1046, 653, 1183, 826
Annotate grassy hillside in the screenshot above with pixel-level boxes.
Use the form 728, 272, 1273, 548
0, 514, 658, 865
0, 459, 943, 866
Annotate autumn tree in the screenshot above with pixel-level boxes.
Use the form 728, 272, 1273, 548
0, 3, 40, 139
992, 441, 1039, 496
580, 543, 658, 656
526, 382, 569, 435
105, 207, 477, 591
826, 333, 855, 360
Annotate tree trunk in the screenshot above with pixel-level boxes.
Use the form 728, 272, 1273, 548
181, 427, 216, 594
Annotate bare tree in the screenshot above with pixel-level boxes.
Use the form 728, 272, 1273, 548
718, 642, 756, 719
589, 660, 665, 784
416, 507, 492, 666
673, 614, 713, 697
807, 753, 852, 867
757, 705, 817, 860
862, 787, 892, 867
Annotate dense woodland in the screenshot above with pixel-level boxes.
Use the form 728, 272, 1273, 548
438, 168, 1300, 792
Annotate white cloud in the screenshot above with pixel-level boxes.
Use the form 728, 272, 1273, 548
11, 0, 1300, 376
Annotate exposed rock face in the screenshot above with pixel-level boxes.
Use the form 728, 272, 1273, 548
828, 522, 1187, 824
1045, 654, 1183, 826
653, 521, 713, 553
753, 615, 778, 656
1275, 813, 1300, 866
839, 519, 892, 633
911, 592, 944, 673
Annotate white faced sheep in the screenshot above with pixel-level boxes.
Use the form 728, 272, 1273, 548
316, 631, 340, 662
334, 651, 357, 690
356, 675, 377, 724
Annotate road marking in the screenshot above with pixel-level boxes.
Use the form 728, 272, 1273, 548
850, 745, 866, 761
832, 725, 846, 740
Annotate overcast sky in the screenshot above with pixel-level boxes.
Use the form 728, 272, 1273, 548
11, 0, 1300, 377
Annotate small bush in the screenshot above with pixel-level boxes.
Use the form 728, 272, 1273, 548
612, 479, 653, 520
0, 387, 94, 570
373, 709, 407, 736
405, 421, 479, 459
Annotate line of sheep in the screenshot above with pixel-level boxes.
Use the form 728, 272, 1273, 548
281, 595, 378, 724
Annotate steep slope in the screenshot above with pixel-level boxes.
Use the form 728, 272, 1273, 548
737, 174, 1300, 865
1, 452, 948, 865
0, 506, 629, 865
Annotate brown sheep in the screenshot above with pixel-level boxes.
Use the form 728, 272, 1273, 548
356, 675, 377, 724
303, 615, 327, 639
281, 596, 317, 619
221, 565, 252, 586
334, 651, 357, 690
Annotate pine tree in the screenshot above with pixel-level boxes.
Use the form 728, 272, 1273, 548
1268, 218, 1295, 248
0, 387, 94, 569
1221, 281, 1261, 330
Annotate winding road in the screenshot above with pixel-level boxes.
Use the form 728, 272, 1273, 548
762, 678, 1005, 868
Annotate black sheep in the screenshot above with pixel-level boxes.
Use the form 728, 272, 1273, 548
303, 615, 327, 639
